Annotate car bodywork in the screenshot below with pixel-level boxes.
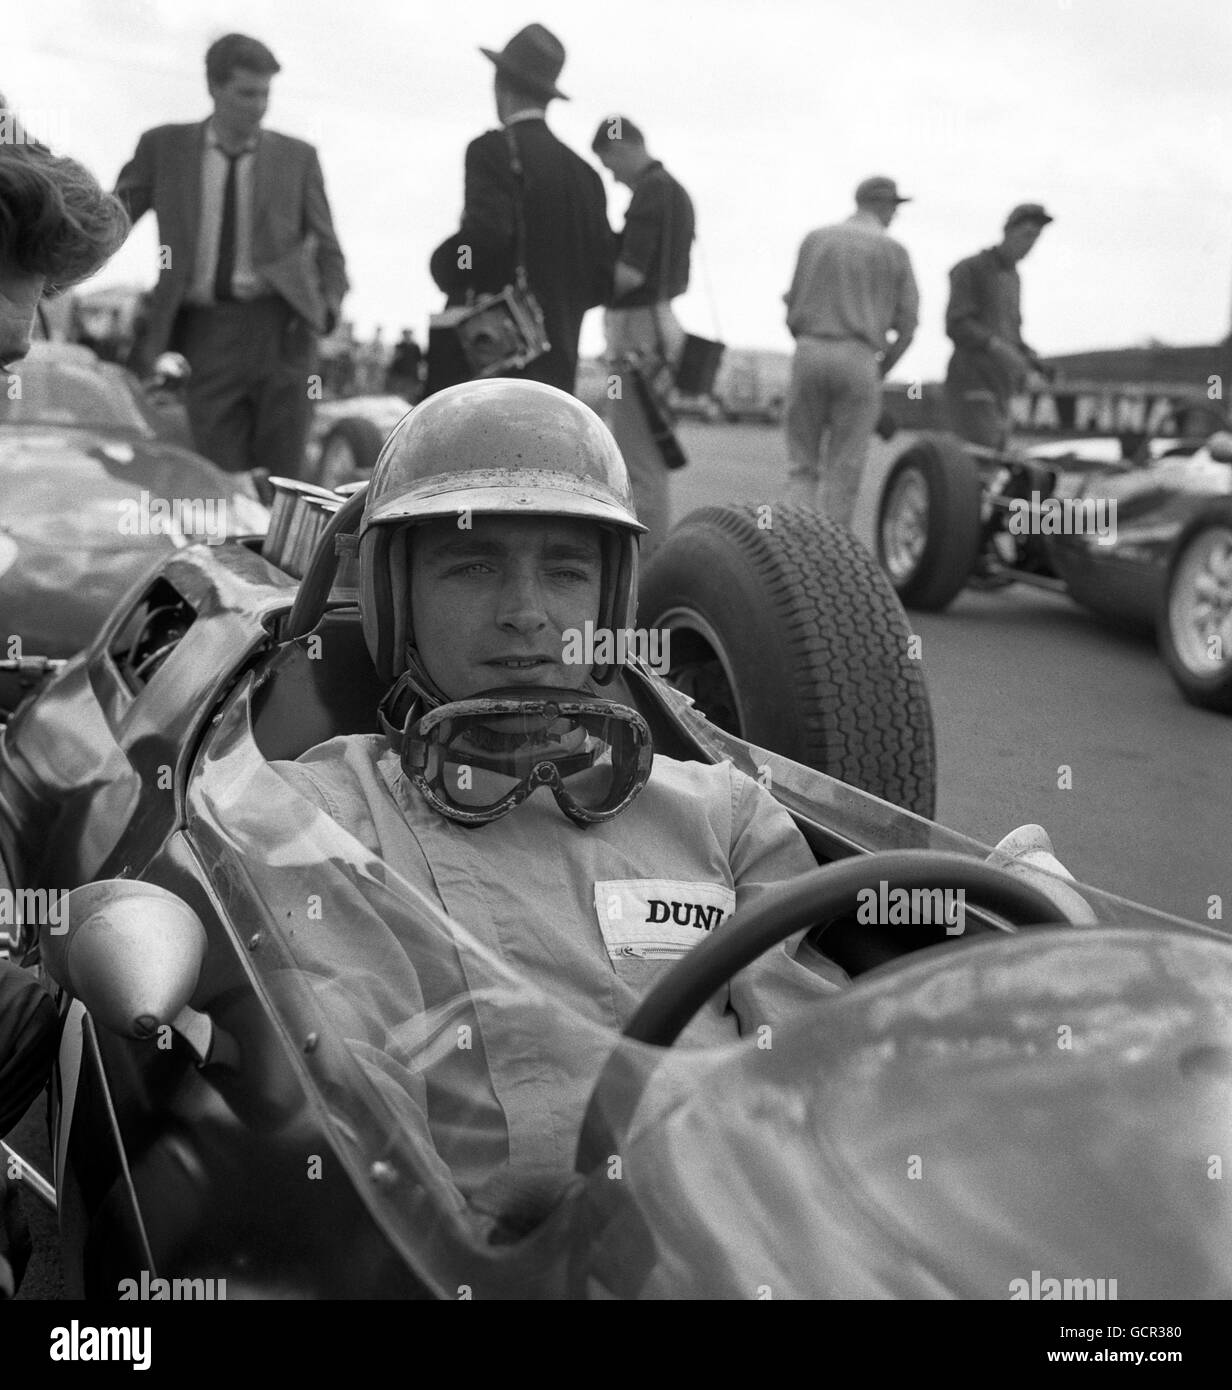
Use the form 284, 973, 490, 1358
1, 494, 1229, 1300
1025, 439, 1231, 628
957, 437, 1230, 625
0, 343, 268, 712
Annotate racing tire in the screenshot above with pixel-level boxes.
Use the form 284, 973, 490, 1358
876, 433, 983, 611
306, 417, 386, 488
1157, 499, 1232, 713
639, 503, 937, 816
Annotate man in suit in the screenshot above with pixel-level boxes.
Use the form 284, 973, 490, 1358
115, 33, 348, 477
428, 24, 613, 397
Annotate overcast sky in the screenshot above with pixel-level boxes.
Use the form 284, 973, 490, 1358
8, 0, 1232, 379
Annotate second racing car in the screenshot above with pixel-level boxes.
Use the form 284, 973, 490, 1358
876, 378, 1232, 712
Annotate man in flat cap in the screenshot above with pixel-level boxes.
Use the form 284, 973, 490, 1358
591, 115, 695, 557
428, 24, 614, 397
944, 203, 1054, 449
782, 176, 919, 525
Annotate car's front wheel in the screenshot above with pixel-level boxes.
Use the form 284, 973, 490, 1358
1158, 500, 1232, 713
877, 434, 983, 611
639, 503, 936, 815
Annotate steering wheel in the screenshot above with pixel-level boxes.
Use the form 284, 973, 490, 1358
574, 849, 1076, 1175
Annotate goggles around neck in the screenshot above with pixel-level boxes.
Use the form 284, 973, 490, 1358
397, 686, 654, 828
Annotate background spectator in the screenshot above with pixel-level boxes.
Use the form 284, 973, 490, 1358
782, 175, 919, 526
944, 203, 1055, 449
427, 23, 613, 396
593, 114, 695, 557
114, 32, 348, 476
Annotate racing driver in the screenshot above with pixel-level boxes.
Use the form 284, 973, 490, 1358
271, 379, 848, 1218
271, 378, 1076, 1230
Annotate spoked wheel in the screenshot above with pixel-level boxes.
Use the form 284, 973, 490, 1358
876, 434, 983, 611
880, 461, 929, 588
1158, 501, 1232, 712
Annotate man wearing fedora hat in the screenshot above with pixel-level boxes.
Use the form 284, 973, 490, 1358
428, 24, 613, 397
944, 203, 1055, 449
782, 176, 919, 525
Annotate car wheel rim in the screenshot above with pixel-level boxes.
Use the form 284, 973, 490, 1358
880, 465, 929, 584
1169, 525, 1232, 676
651, 605, 747, 738
319, 437, 358, 489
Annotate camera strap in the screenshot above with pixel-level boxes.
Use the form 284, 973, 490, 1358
504, 126, 531, 294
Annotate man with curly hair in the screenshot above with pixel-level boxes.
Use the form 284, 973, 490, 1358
0, 93, 127, 1296
0, 97, 128, 368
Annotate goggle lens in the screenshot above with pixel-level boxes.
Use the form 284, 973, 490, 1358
402, 689, 653, 826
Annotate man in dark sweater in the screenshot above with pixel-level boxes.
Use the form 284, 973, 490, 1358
944, 203, 1054, 449
428, 24, 613, 397
592, 115, 695, 557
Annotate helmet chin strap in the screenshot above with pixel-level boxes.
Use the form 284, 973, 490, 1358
378, 646, 451, 748
402, 645, 451, 710
379, 645, 604, 751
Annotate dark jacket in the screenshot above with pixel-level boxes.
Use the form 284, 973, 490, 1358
115, 121, 349, 374
429, 119, 614, 393
944, 246, 1039, 398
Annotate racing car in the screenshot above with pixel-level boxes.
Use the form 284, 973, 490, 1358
0, 341, 269, 714
875, 381, 1232, 713
1, 479, 1229, 1299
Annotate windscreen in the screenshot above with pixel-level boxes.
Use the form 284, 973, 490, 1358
189, 678, 1232, 1299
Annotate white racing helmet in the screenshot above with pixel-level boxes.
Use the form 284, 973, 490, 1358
358, 378, 646, 685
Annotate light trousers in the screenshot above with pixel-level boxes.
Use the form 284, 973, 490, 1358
783, 336, 881, 527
